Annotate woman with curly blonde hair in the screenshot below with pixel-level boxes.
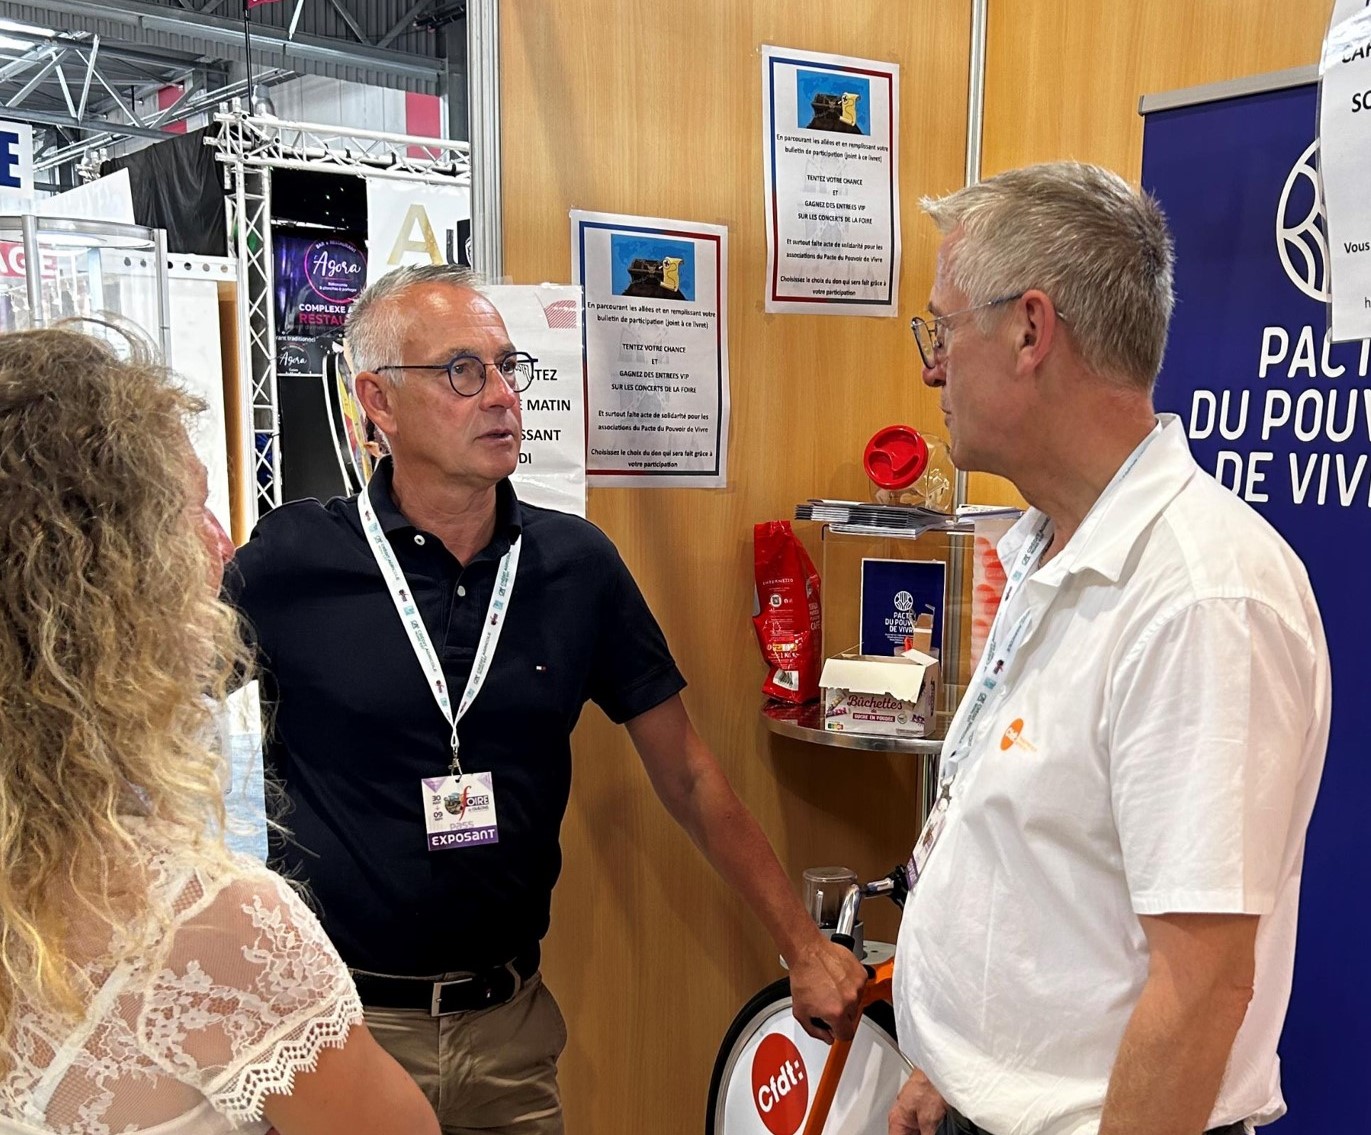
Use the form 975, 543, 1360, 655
0, 329, 436, 1135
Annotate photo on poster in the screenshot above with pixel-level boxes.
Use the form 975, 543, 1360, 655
796, 69, 871, 135
610, 234, 696, 302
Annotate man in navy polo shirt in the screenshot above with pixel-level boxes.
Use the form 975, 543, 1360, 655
226, 263, 865, 1135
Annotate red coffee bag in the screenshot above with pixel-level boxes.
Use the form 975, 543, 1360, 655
752, 521, 823, 703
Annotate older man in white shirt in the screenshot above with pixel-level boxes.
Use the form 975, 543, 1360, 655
890, 162, 1331, 1135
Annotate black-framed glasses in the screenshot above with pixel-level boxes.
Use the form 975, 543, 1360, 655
909, 292, 1025, 368
377, 351, 538, 397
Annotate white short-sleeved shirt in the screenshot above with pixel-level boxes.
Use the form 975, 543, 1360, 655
0, 822, 364, 1135
893, 414, 1331, 1135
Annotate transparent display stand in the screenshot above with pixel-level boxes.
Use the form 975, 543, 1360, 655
761, 521, 979, 823
0, 216, 170, 361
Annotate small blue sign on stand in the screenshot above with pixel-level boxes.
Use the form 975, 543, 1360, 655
859, 558, 945, 657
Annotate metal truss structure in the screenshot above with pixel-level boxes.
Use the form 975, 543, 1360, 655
14, 1, 447, 86
0, 27, 224, 174
30, 68, 294, 174
211, 110, 472, 514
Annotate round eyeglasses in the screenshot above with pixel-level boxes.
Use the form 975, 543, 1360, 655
376, 352, 538, 397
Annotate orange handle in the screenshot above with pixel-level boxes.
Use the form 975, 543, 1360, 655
802, 1035, 853, 1135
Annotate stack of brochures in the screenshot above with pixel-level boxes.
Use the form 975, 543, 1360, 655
794, 500, 1023, 534
794, 500, 953, 532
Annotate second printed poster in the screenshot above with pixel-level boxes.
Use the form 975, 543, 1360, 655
762, 45, 901, 317
572, 209, 730, 488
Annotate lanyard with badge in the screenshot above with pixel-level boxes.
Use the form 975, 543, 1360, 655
905, 427, 1161, 890
358, 486, 521, 852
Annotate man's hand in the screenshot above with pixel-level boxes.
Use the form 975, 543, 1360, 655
888, 1067, 947, 1135
786, 935, 866, 1042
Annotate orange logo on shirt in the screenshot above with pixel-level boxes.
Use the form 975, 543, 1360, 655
1000, 718, 1037, 752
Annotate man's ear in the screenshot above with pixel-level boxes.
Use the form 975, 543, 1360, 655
354, 371, 396, 437
1016, 289, 1062, 369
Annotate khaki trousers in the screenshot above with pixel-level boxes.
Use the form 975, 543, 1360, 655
363, 972, 567, 1135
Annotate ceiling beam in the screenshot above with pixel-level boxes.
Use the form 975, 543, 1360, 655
0, 28, 201, 73
26, 0, 443, 83
31, 67, 293, 170
4, 105, 171, 139
75, 35, 97, 120
326, 0, 373, 47
379, 0, 434, 50
4, 49, 66, 107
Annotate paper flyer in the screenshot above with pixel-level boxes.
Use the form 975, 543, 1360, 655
483, 284, 587, 517
761, 45, 900, 316
1319, 0, 1371, 341
571, 209, 730, 488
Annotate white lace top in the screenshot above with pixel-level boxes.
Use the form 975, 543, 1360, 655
0, 826, 363, 1134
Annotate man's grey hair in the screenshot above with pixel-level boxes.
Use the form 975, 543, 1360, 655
344, 263, 486, 381
921, 161, 1175, 391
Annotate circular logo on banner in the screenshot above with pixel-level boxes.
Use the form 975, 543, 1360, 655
751, 1033, 808, 1135
303, 240, 366, 303
1276, 140, 1330, 302
893, 590, 914, 613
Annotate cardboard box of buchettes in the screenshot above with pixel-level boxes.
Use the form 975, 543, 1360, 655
819, 647, 938, 739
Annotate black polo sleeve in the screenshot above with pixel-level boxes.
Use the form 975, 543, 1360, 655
586, 542, 687, 724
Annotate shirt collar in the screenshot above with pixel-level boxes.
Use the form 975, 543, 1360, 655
365, 457, 524, 547
996, 413, 1197, 586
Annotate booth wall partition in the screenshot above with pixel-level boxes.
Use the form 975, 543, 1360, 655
502, 4, 970, 1132
503, 1, 1340, 1132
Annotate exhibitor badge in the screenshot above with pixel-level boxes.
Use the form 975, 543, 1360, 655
421, 771, 500, 851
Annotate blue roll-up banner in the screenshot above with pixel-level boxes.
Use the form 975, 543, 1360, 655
1143, 80, 1367, 1130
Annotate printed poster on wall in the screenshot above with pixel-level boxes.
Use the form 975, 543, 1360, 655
571, 209, 730, 488
1318, 0, 1371, 341
761, 45, 900, 316
273, 230, 367, 377
366, 177, 472, 285
483, 284, 587, 517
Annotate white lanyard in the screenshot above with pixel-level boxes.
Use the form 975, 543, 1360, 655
358, 485, 521, 777
938, 515, 1051, 781
938, 426, 1162, 787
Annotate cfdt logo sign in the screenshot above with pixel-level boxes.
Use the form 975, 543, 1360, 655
304, 240, 366, 303
1276, 141, 1330, 302
751, 1033, 808, 1135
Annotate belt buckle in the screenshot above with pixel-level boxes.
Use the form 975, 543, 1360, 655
430, 975, 475, 1017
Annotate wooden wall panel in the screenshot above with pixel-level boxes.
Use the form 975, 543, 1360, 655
964, 0, 1333, 507
501, 3, 970, 1131
981, 0, 1331, 178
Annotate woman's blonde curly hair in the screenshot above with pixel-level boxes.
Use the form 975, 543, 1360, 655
0, 328, 246, 1042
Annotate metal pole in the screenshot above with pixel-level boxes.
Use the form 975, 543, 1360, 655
242, 1, 255, 101
153, 226, 172, 362
466, 0, 502, 279
936, 0, 989, 768
445, 12, 469, 142
955, 0, 989, 513
21, 214, 43, 327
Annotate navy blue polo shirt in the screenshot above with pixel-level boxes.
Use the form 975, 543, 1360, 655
225, 461, 686, 976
